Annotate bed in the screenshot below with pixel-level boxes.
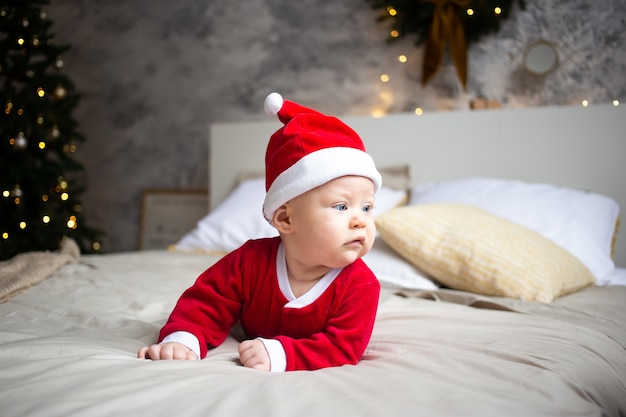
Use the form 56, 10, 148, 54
1, 103, 625, 417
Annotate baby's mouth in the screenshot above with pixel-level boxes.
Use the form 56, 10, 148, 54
346, 237, 365, 247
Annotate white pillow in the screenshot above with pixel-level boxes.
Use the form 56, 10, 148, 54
600, 267, 626, 286
362, 239, 438, 290
175, 177, 408, 254
373, 186, 407, 215
410, 177, 620, 284
175, 178, 277, 253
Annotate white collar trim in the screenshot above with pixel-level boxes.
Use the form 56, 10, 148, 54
276, 243, 341, 308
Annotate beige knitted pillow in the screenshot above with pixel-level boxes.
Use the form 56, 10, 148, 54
375, 203, 595, 302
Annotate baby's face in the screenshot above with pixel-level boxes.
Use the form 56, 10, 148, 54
285, 176, 376, 269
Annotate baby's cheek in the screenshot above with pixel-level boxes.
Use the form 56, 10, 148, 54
365, 227, 376, 251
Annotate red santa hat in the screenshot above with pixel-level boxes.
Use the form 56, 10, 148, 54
262, 92, 382, 224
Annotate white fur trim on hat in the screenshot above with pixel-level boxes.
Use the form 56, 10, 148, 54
262, 147, 382, 223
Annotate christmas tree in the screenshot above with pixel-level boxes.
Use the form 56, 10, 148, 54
0, 0, 102, 260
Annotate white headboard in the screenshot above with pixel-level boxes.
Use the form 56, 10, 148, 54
210, 103, 626, 267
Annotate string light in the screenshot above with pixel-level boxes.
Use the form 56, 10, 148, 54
494, 7, 502, 14
37, 87, 45, 97
398, 54, 407, 63
67, 216, 77, 229
467, 8, 474, 16
380, 74, 390, 82
379, 92, 392, 102
414, 107, 424, 116
42, 216, 50, 224
582, 100, 589, 107
613, 100, 620, 106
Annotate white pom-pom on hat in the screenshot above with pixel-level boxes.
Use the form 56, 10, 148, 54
264, 92, 283, 115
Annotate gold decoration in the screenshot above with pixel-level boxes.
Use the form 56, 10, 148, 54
370, 0, 524, 88
421, 0, 470, 88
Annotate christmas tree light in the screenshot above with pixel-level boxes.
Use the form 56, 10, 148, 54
0, 0, 102, 260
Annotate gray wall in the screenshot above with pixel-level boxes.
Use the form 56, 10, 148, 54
47, 0, 626, 253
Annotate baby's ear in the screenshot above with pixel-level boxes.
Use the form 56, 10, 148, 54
272, 204, 293, 234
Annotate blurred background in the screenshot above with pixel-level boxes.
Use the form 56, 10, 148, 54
44, 0, 625, 253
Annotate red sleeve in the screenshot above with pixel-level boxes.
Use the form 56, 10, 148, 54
158, 245, 248, 358
276, 261, 380, 371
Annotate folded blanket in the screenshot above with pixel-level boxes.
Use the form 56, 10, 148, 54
0, 238, 80, 303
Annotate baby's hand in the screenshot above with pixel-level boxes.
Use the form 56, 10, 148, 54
137, 342, 198, 360
238, 339, 270, 371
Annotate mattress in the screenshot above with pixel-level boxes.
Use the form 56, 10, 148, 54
0, 250, 624, 417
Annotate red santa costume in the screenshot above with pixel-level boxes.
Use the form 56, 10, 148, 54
160, 92, 382, 371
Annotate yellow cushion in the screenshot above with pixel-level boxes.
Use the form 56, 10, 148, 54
611, 216, 620, 259
375, 203, 595, 303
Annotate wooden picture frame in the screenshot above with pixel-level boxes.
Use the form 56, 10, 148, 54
139, 188, 208, 250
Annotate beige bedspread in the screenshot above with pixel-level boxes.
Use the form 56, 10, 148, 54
0, 250, 624, 417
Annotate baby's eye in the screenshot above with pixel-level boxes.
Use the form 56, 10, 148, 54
333, 203, 348, 212
362, 204, 373, 214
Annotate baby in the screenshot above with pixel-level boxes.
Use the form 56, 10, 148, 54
138, 92, 382, 371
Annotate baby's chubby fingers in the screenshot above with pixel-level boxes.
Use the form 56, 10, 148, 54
137, 342, 197, 360
185, 349, 198, 360
238, 339, 270, 371
137, 346, 150, 359
137, 344, 165, 360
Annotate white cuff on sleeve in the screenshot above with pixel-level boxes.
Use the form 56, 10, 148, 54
161, 331, 201, 359
258, 338, 287, 372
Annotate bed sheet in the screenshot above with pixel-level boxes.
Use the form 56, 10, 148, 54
0, 251, 624, 417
